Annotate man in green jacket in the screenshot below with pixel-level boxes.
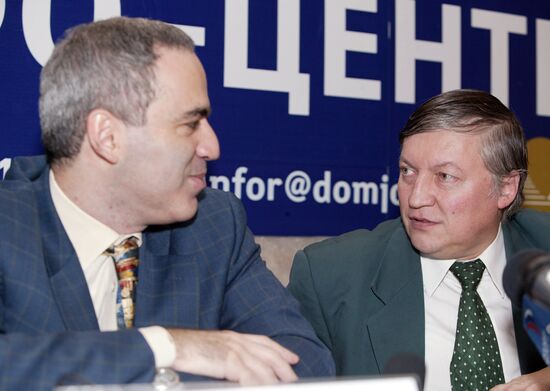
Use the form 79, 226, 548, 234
289, 89, 550, 391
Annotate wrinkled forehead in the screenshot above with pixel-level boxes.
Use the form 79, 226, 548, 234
399, 130, 485, 167
400, 125, 489, 151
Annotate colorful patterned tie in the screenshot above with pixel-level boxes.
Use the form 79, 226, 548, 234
449, 259, 505, 391
104, 236, 139, 329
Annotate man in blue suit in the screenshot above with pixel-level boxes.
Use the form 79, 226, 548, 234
289, 90, 550, 390
0, 17, 334, 390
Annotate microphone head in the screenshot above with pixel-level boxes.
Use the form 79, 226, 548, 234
503, 249, 550, 307
384, 353, 425, 390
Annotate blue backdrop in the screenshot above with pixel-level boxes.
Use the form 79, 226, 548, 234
1, 0, 549, 235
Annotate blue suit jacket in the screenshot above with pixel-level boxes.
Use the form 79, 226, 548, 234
289, 212, 550, 377
0, 156, 334, 390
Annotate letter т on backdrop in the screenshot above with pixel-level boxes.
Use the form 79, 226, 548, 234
0, 0, 549, 235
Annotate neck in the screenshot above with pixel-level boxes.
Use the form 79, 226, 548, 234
52, 161, 146, 235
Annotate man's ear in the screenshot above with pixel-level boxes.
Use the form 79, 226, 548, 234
85, 109, 124, 164
497, 171, 521, 209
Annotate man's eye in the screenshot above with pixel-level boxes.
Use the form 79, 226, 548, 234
187, 121, 200, 130
438, 172, 456, 182
400, 166, 412, 176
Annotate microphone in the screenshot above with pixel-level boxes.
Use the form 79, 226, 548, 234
384, 353, 425, 390
503, 249, 550, 365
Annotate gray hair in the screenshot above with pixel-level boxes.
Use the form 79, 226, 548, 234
40, 16, 195, 164
399, 89, 528, 219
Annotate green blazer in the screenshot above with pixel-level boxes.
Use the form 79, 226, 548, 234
288, 209, 549, 376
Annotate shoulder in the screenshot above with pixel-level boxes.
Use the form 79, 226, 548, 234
504, 209, 550, 250
289, 218, 410, 331
302, 217, 404, 262
0, 181, 42, 247
293, 218, 405, 281
195, 187, 246, 224
509, 208, 550, 227
158, 188, 248, 249
0, 172, 38, 213
3, 155, 48, 182
0, 155, 48, 207
198, 187, 241, 208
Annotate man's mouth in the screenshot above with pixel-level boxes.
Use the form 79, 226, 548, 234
408, 216, 437, 228
189, 173, 207, 189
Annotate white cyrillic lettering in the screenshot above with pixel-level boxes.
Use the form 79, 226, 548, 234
23, 0, 121, 66
224, 0, 310, 115
267, 178, 283, 201
471, 9, 527, 106
23, 0, 54, 66
171, 24, 206, 47
246, 177, 266, 201
395, 0, 461, 103
324, 0, 381, 100
93, 0, 120, 20
536, 18, 550, 116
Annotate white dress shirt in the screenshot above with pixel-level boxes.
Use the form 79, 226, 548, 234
49, 171, 176, 367
421, 227, 521, 390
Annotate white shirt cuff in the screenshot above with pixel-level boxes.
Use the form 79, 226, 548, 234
138, 326, 177, 368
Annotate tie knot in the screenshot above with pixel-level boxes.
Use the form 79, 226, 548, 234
450, 259, 485, 290
104, 236, 139, 264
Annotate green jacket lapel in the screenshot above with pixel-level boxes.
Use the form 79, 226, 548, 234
366, 224, 425, 372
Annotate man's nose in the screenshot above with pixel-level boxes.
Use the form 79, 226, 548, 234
197, 119, 220, 161
408, 174, 435, 208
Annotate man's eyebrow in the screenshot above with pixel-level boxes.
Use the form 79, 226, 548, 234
432, 161, 461, 170
398, 156, 413, 165
398, 157, 462, 171
177, 107, 211, 122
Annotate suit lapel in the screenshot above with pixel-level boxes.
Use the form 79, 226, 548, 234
32, 168, 201, 331
366, 224, 425, 371
134, 228, 200, 329
33, 169, 99, 331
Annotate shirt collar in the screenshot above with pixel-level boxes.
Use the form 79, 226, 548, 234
49, 170, 142, 270
421, 226, 506, 298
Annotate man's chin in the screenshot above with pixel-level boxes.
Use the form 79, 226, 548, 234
415, 243, 456, 260
409, 235, 444, 259
174, 202, 199, 223
148, 201, 199, 226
